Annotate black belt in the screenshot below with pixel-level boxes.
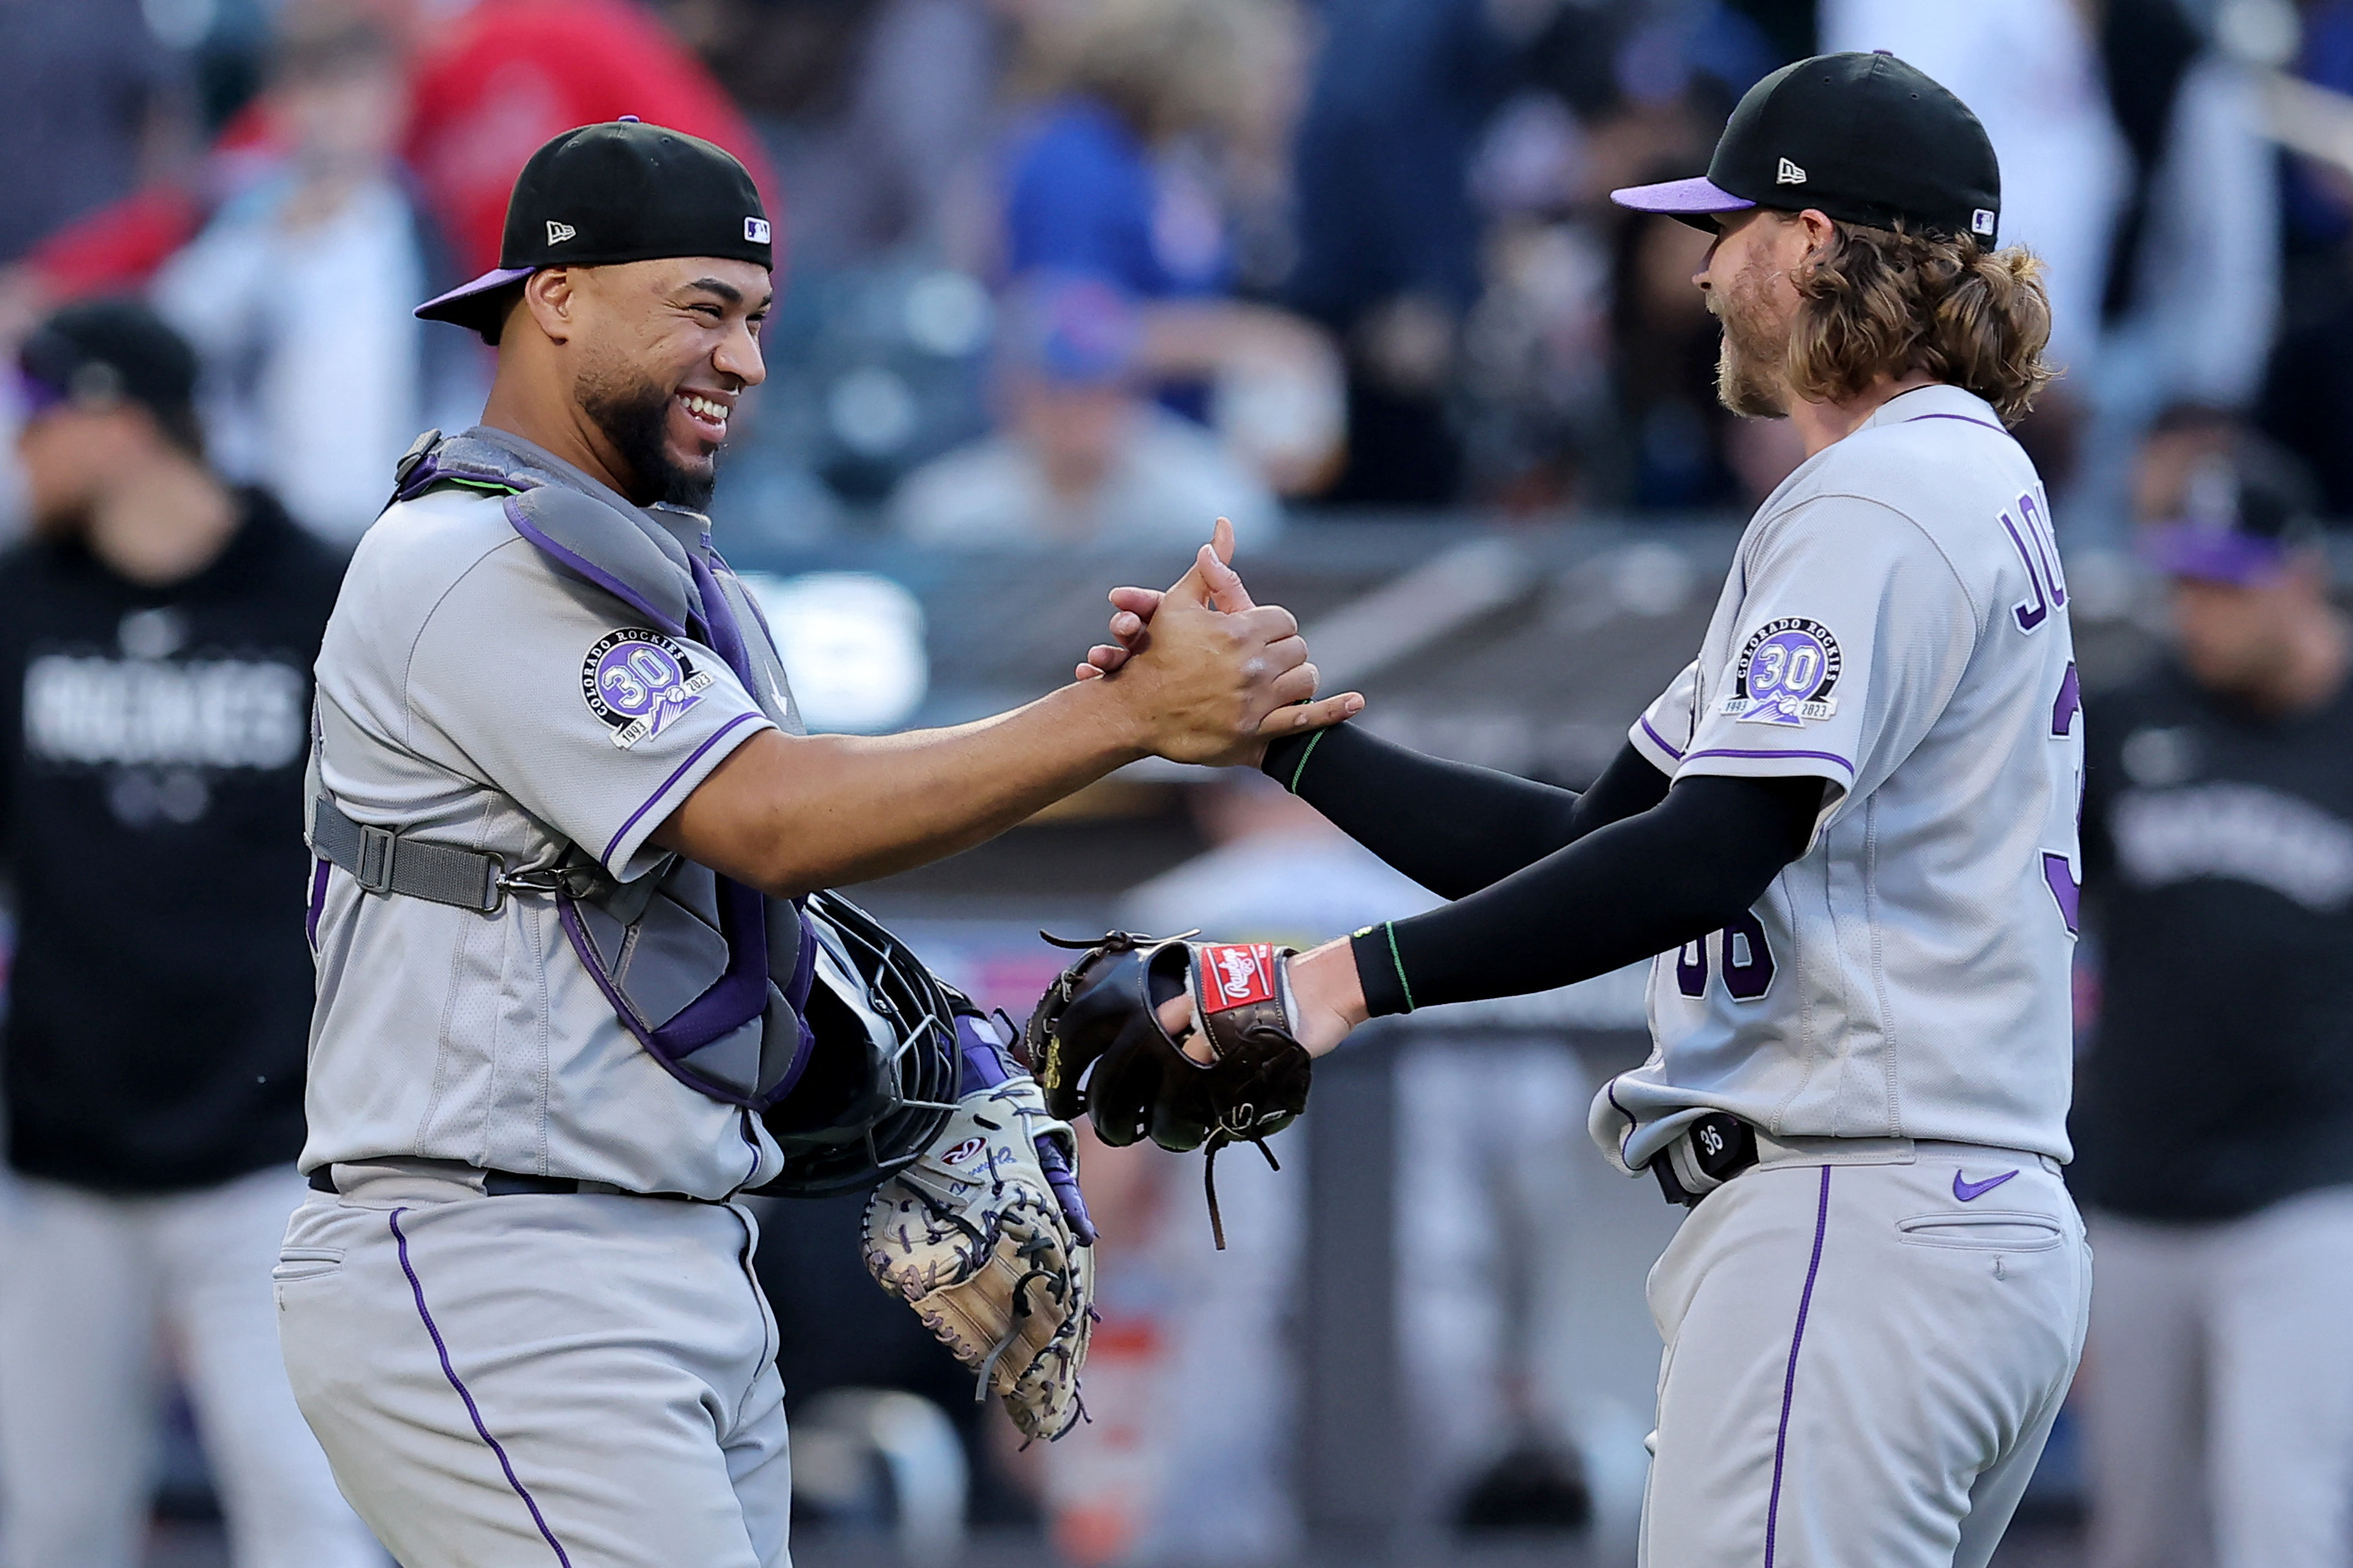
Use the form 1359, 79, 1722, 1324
1651, 1112, 1760, 1208
307, 1166, 700, 1201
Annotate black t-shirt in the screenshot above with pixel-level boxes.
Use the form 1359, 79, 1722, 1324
2072, 658, 2353, 1221
0, 492, 343, 1192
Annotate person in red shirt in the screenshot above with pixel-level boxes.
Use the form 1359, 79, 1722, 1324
14, 0, 777, 310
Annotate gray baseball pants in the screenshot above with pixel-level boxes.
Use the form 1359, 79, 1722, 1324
2084, 1187, 2353, 1568
1639, 1141, 2092, 1568
275, 1162, 790, 1568
0, 1164, 381, 1568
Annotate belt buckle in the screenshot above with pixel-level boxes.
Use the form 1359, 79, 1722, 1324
354, 824, 398, 894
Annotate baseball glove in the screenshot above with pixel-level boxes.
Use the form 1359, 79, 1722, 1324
1027, 932, 1313, 1248
862, 1015, 1095, 1442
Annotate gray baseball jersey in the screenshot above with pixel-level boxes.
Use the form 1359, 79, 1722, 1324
1591, 384, 2083, 1172
302, 428, 790, 1199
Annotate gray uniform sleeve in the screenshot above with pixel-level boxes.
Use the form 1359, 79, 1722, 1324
1675, 495, 1978, 837
1628, 658, 1702, 773
404, 542, 777, 880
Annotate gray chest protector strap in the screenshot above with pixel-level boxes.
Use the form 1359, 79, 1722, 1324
311, 430, 814, 1111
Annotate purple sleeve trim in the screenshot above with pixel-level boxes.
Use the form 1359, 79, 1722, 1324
1683, 747, 1855, 778
503, 497, 689, 641
1637, 716, 1686, 761
1764, 1167, 1833, 1568
388, 1208, 576, 1567
599, 710, 767, 867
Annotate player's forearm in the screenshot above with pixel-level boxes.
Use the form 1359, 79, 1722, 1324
654, 681, 1145, 895
1338, 773, 1821, 1016
1260, 727, 1669, 897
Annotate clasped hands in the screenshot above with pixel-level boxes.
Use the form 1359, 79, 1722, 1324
1072, 517, 1361, 769
1077, 517, 1371, 1057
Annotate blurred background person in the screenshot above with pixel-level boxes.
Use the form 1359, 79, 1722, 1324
0, 0, 194, 336
150, 8, 461, 548
0, 305, 370, 1565
997, 0, 1345, 497
1285, 0, 1527, 506
11, 0, 775, 325
892, 273, 1280, 545
2073, 431, 2353, 1568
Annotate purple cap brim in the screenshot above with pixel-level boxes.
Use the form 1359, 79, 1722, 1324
2138, 523, 2288, 586
414, 266, 537, 324
14, 366, 68, 418
1610, 176, 1757, 221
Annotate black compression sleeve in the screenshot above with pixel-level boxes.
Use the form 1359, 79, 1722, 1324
1260, 725, 1669, 898
1347, 773, 1823, 1015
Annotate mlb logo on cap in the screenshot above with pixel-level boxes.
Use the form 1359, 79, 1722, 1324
745, 217, 770, 245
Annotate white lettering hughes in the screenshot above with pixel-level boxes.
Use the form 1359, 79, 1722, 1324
24, 654, 305, 769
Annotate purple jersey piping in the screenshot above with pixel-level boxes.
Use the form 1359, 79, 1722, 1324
305, 857, 331, 949
1764, 1167, 1833, 1568
1683, 746, 1855, 777
503, 496, 690, 641
388, 1208, 575, 1566
599, 710, 766, 867
1902, 413, 2006, 433
1637, 715, 1686, 761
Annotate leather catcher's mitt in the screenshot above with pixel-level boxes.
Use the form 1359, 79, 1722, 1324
1027, 932, 1313, 1247
862, 1063, 1094, 1442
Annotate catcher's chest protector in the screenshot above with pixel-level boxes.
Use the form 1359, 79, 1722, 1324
313, 431, 815, 1110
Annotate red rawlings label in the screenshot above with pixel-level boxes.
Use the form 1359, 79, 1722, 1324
1198, 943, 1279, 1014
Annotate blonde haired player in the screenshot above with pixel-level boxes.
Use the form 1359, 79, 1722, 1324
1093, 53, 2089, 1568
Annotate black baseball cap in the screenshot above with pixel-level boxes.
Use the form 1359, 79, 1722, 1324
417, 118, 774, 342
1613, 52, 2002, 245
18, 300, 199, 426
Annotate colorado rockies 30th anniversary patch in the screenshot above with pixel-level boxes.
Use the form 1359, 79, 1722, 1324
581, 628, 714, 749
1722, 617, 1841, 726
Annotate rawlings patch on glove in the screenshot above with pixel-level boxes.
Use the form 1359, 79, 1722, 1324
1028, 932, 1312, 1247
862, 1032, 1094, 1442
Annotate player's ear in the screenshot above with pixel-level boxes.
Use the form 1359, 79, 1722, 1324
523, 268, 578, 343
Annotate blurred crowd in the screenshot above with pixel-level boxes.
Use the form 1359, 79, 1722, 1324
11, 0, 2353, 546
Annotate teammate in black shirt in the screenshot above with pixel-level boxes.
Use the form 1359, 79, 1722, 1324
0, 305, 377, 1568
2073, 436, 2353, 1568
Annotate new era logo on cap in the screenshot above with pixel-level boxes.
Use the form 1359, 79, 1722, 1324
1776, 157, 1807, 185
546, 220, 577, 245
745, 217, 770, 245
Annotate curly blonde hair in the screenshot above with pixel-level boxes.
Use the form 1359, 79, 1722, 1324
1785, 221, 2057, 426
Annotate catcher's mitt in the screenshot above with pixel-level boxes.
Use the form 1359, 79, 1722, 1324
862, 1022, 1094, 1442
1027, 932, 1313, 1248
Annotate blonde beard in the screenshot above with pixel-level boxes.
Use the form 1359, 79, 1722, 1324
1713, 251, 1791, 419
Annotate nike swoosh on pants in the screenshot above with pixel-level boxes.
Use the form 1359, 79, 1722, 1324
1952, 1168, 2019, 1202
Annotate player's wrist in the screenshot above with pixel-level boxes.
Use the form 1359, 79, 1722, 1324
1284, 940, 1369, 1056
1058, 668, 1154, 765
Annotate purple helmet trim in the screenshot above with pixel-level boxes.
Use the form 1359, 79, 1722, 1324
2138, 522, 2289, 586
1609, 176, 1757, 218
414, 265, 537, 324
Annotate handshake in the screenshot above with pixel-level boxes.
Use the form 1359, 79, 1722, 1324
1065, 516, 1362, 768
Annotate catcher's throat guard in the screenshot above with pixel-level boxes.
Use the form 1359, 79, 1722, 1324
1028, 930, 1314, 1247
